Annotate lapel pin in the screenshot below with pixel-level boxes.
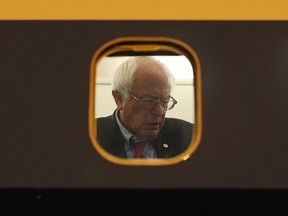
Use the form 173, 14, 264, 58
163, 143, 169, 148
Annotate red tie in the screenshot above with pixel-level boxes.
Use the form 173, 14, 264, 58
129, 138, 146, 158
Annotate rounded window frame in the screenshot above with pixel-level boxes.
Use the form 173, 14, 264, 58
89, 36, 202, 166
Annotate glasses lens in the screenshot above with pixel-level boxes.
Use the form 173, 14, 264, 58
132, 93, 176, 111
166, 100, 174, 110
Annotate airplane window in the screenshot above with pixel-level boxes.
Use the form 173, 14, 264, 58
89, 37, 202, 166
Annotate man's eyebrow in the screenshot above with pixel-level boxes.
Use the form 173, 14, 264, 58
141, 94, 171, 100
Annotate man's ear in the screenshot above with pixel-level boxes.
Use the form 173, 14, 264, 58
112, 90, 124, 110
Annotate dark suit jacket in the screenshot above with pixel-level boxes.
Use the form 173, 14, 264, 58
96, 110, 193, 158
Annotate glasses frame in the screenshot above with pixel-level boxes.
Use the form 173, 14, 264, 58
129, 92, 178, 111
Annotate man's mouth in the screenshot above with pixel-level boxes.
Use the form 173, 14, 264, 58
146, 122, 161, 129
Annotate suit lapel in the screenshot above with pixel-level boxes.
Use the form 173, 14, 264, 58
97, 111, 127, 158
154, 131, 175, 158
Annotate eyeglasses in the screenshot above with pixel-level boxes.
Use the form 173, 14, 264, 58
129, 92, 178, 111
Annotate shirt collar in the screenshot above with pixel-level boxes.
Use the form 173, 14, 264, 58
114, 109, 133, 143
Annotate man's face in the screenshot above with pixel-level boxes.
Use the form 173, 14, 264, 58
115, 63, 171, 138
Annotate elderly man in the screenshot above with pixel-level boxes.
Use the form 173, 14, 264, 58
97, 56, 193, 159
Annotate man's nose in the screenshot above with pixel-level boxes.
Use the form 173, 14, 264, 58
151, 102, 165, 115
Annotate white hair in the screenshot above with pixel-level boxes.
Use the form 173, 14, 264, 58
112, 56, 175, 98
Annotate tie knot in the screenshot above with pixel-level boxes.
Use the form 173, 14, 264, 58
129, 136, 146, 158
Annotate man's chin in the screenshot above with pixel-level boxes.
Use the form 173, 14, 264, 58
140, 130, 160, 139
